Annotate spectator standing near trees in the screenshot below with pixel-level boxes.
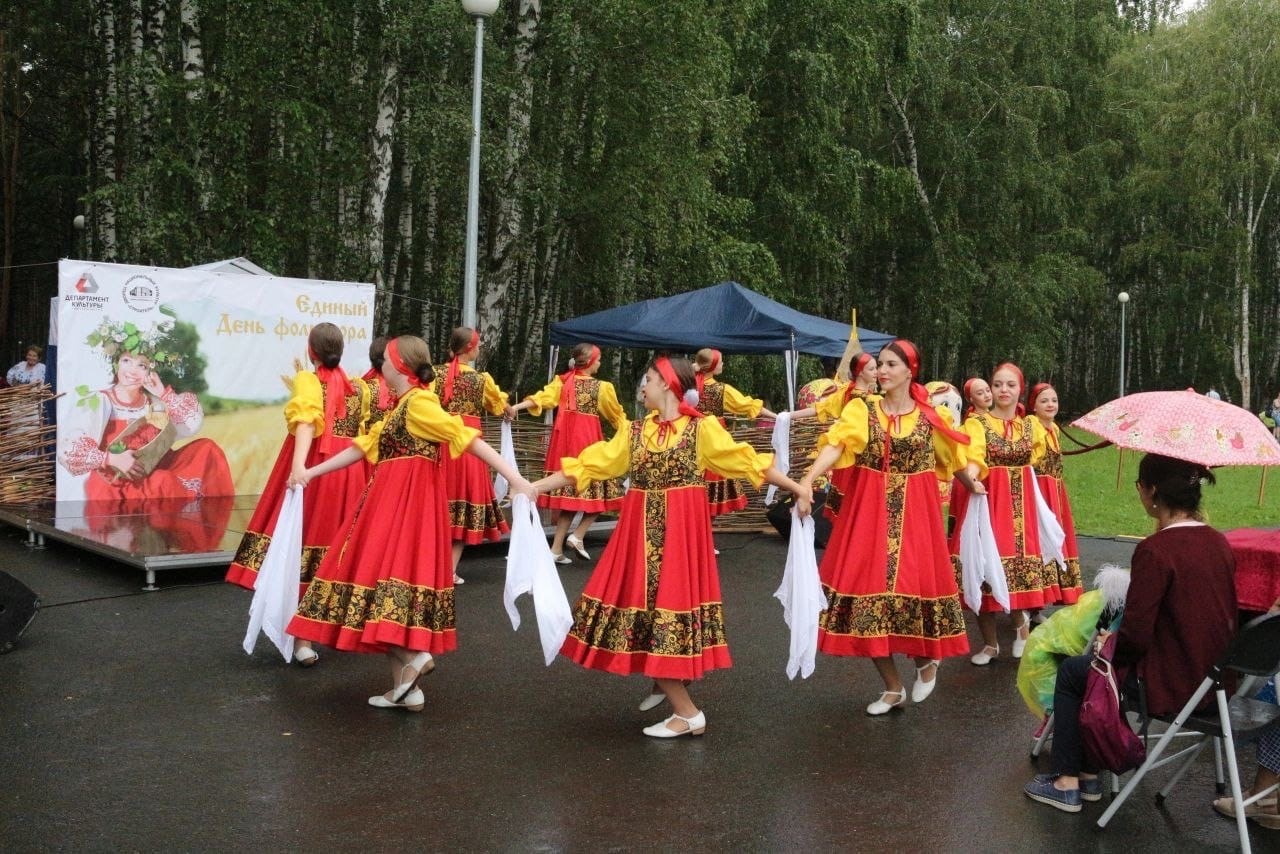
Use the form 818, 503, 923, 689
7, 346, 45, 386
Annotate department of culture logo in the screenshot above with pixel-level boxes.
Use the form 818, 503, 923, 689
74, 272, 99, 293
121, 275, 160, 312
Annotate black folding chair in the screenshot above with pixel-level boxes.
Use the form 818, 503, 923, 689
1097, 614, 1280, 854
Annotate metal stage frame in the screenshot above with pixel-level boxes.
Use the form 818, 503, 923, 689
0, 496, 614, 591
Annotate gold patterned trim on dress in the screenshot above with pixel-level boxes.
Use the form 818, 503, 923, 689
705, 478, 745, 506
378, 392, 441, 461
820, 589, 967, 640
569, 595, 727, 657
326, 383, 367, 438
448, 499, 507, 534
296, 577, 457, 634
300, 545, 328, 584
233, 530, 270, 572
643, 492, 667, 608
883, 472, 907, 591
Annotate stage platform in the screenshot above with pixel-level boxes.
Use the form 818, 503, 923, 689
0, 495, 253, 589
0, 495, 617, 591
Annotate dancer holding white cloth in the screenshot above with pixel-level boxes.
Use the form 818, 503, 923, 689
796, 339, 974, 715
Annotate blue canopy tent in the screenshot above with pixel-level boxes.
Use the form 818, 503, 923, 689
548, 282, 893, 406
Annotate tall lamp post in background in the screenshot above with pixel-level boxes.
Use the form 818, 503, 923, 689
1117, 291, 1130, 398
72, 214, 86, 259
460, 0, 500, 329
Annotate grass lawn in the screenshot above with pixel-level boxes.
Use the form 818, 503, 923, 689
1062, 429, 1280, 538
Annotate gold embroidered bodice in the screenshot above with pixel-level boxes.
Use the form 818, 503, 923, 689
566, 377, 604, 415
433, 368, 486, 418
697, 383, 725, 417
378, 392, 440, 462
325, 383, 366, 438
984, 416, 1034, 467
628, 419, 701, 490
858, 404, 936, 474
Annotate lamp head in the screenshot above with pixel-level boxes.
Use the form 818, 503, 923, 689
461, 0, 500, 16
1117, 291, 1130, 304
72, 214, 85, 231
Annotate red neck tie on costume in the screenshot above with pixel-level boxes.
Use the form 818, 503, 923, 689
443, 329, 481, 405
311, 346, 356, 454
654, 356, 703, 443
559, 345, 600, 412
387, 339, 423, 389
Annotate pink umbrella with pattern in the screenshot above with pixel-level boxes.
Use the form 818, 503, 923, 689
1071, 389, 1280, 468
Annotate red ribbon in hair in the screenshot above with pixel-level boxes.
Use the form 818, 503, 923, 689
559, 345, 600, 412
843, 353, 876, 405
992, 361, 1026, 438
877, 340, 969, 472
310, 346, 356, 455
442, 328, 481, 405
387, 338, 423, 389
654, 356, 704, 442
694, 349, 722, 395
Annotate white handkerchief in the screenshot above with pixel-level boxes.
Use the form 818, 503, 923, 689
958, 492, 1010, 614
242, 486, 303, 661
765, 410, 792, 505
493, 420, 518, 502
1031, 471, 1067, 569
503, 494, 573, 665
773, 508, 825, 679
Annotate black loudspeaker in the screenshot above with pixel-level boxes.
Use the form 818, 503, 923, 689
0, 570, 40, 654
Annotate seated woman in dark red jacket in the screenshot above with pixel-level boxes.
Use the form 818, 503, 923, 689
1023, 453, 1237, 813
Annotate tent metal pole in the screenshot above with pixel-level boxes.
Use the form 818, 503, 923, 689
546, 345, 560, 425
786, 333, 797, 410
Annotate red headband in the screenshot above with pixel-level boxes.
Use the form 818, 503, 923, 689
853, 353, 874, 376
963, 378, 982, 403
654, 357, 704, 440
1029, 382, 1055, 409
387, 338, 423, 388
442, 329, 481, 405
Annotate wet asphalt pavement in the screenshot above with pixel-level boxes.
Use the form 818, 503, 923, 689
0, 527, 1268, 852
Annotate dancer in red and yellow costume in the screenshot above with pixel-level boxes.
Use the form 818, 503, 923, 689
287, 335, 534, 712
1029, 382, 1082, 604
949, 362, 1065, 667
692, 348, 778, 516
533, 356, 806, 737
511, 343, 626, 563
360, 336, 396, 432
793, 352, 880, 520
225, 322, 370, 666
798, 340, 973, 715
432, 326, 517, 584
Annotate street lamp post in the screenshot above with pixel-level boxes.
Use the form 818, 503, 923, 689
1118, 291, 1130, 398
460, 0, 500, 330
72, 214, 86, 259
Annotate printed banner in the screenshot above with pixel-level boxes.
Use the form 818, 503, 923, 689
55, 260, 375, 502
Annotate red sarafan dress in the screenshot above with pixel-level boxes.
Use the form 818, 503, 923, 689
559, 413, 773, 679
1033, 421, 1083, 604
696, 378, 765, 515
431, 363, 510, 543
288, 388, 478, 654
815, 398, 970, 659
225, 371, 370, 596
58, 385, 234, 501
812, 386, 879, 520
948, 412, 1068, 611
525, 373, 626, 513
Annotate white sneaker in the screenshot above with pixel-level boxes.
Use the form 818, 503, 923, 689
453, 573, 465, 585
552, 552, 571, 565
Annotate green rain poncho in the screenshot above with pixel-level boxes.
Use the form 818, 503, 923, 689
1016, 565, 1130, 719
